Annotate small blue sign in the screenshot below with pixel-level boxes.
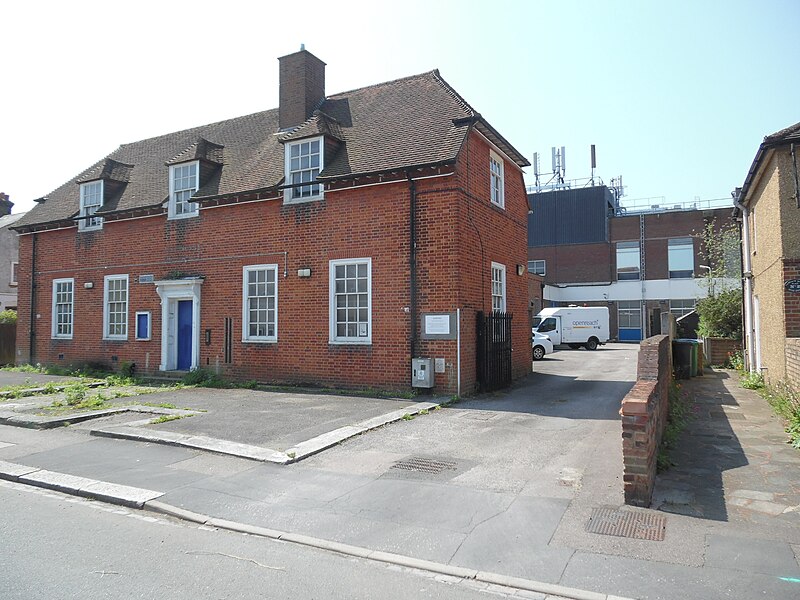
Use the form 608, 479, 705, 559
785, 279, 800, 293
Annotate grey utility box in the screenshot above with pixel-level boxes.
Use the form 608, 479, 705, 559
412, 357, 434, 388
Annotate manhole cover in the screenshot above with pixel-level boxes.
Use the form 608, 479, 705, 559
586, 508, 666, 541
459, 411, 498, 421
391, 457, 457, 474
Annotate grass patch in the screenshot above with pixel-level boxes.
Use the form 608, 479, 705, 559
657, 381, 693, 472
760, 381, 800, 449
149, 414, 188, 425
141, 402, 178, 409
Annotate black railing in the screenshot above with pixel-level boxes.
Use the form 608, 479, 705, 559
476, 311, 513, 392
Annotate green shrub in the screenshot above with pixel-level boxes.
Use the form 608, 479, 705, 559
63, 383, 88, 406
725, 351, 745, 371
696, 288, 743, 340
119, 361, 136, 378
182, 368, 226, 388
740, 371, 764, 390
0, 309, 17, 324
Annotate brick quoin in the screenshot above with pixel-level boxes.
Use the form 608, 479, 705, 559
16, 131, 529, 395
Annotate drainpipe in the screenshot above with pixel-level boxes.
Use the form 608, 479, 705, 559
407, 172, 418, 361
733, 188, 755, 372
792, 143, 800, 208
28, 232, 37, 365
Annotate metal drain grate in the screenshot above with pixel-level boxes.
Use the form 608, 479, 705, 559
391, 457, 457, 474
586, 508, 666, 541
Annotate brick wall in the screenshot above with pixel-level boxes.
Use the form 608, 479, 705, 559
620, 334, 672, 507
16, 131, 529, 395
703, 337, 741, 366
785, 338, 800, 388
532, 208, 732, 286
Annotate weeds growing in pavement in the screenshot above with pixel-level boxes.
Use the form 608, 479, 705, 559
657, 381, 693, 472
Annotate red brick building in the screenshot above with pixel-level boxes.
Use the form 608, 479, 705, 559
13, 49, 531, 395
527, 186, 736, 340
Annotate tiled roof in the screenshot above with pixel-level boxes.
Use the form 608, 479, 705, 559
165, 137, 225, 166
0, 212, 26, 230
75, 158, 134, 184
739, 120, 800, 206
15, 70, 528, 229
278, 112, 345, 143
764, 121, 800, 144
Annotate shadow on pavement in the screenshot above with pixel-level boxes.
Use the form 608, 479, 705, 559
444, 371, 634, 421
652, 370, 747, 521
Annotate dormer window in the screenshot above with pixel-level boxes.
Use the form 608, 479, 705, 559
79, 181, 103, 231
284, 137, 323, 203
169, 161, 199, 219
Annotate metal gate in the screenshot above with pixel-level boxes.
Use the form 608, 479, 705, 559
476, 311, 512, 392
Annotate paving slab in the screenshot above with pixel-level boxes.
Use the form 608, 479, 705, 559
133, 387, 433, 450
704, 534, 800, 577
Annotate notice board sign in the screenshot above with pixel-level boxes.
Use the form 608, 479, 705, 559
421, 312, 457, 340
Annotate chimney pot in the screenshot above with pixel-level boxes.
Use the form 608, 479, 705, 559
0, 193, 12, 216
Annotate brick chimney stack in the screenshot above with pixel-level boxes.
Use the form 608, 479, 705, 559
278, 47, 326, 131
0, 193, 12, 216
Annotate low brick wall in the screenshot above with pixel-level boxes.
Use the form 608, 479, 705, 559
703, 337, 741, 367
620, 335, 672, 507
786, 338, 800, 388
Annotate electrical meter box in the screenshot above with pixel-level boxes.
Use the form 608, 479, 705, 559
412, 357, 434, 388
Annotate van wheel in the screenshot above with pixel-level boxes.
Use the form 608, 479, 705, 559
585, 338, 599, 351
533, 346, 545, 361
568, 344, 581, 350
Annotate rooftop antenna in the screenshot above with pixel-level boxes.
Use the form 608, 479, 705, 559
551, 146, 566, 184
533, 152, 540, 187
590, 145, 596, 185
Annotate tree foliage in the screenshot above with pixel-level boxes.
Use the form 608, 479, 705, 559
0, 309, 17, 325
696, 219, 742, 339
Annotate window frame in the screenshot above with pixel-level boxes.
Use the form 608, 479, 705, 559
491, 262, 506, 312
135, 311, 151, 341
668, 237, 695, 279
329, 258, 372, 345
168, 161, 200, 220
10, 261, 18, 286
527, 260, 546, 276
242, 264, 279, 343
617, 300, 642, 329
616, 241, 641, 281
78, 180, 104, 231
103, 274, 129, 340
51, 278, 74, 340
284, 136, 324, 204
669, 299, 696, 318
489, 150, 505, 208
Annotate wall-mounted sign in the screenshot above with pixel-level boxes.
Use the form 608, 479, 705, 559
421, 312, 457, 340
786, 279, 800, 293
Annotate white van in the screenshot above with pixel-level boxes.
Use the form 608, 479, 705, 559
532, 306, 610, 350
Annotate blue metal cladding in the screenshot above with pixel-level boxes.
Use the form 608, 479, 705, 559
618, 328, 643, 342
528, 186, 613, 247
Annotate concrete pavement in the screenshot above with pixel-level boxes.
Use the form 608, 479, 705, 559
2, 346, 800, 599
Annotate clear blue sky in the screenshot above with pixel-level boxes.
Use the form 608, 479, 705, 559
2, 0, 797, 213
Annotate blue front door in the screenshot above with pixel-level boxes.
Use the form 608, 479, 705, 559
177, 300, 193, 370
